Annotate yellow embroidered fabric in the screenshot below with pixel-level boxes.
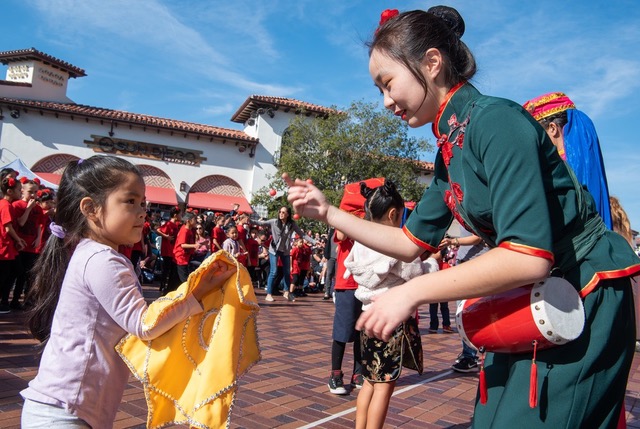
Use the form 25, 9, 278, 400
116, 251, 261, 428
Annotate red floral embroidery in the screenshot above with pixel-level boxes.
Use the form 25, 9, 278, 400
444, 183, 470, 230
447, 114, 458, 127
444, 189, 455, 212
455, 131, 464, 148
451, 182, 463, 203
441, 140, 453, 166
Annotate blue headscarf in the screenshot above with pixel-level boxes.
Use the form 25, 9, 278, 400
563, 109, 612, 229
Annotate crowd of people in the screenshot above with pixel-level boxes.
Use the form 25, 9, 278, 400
0, 168, 56, 313
115, 202, 333, 301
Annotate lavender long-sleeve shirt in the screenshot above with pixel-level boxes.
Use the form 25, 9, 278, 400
21, 238, 202, 428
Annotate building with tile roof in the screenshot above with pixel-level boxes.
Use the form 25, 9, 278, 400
0, 48, 433, 216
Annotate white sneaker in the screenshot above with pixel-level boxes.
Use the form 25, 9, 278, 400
265, 295, 274, 302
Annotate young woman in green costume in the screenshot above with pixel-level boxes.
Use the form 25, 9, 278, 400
285, 5, 639, 428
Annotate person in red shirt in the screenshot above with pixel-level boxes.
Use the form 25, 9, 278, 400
11, 179, 44, 309
172, 211, 197, 290
210, 214, 227, 252
156, 207, 181, 294
129, 213, 150, 269
235, 213, 249, 244
118, 243, 134, 259
0, 177, 26, 313
245, 227, 260, 286
290, 237, 312, 297
327, 228, 363, 394
35, 188, 55, 254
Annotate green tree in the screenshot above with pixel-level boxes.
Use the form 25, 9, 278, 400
251, 100, 434, 232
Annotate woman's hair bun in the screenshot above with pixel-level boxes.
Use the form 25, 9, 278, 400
427, 5, 465, 38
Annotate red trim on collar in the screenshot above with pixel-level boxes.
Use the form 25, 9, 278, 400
579, 263, 640, 298
498, 241, 555, 264
431, 81, 466, 139
402, 225, 438, 254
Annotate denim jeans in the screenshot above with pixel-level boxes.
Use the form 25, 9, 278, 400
22, 399, 91, 428
266, 251, 290, 295
428, 302, 451, 329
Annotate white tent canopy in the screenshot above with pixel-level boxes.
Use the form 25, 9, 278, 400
1, 158, 59, 190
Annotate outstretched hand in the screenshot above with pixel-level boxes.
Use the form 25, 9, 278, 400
191, 260, 236, 301
282, 173, 330, 222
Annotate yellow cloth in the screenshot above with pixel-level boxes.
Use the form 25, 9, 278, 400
116, 251, 261, 428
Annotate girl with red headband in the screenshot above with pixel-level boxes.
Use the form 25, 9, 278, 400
11, 179, 44, 310
286, 5, 639, 428
0, 177, 26, 313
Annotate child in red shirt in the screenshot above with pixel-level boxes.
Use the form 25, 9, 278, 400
12, 179, 44, 309
210, 215, 227, 252
35, 189, 55, 254
245, 227, 260, 286
156, 207, 181, 294
0, 177, 26, 313
172, 212, 197, 289
290, 237, 312, 297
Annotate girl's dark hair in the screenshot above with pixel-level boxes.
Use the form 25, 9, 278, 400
36, 188, 55, 203
360, 180, 404, 221
538, 111, 568, 130
1, 177, 20, 194
0, 168, 17, 182
369, 5, 476, 90
169, 206, 180, 218
27, 155, 141, 342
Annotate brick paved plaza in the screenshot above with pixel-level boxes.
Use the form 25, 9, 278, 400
0, 283, 638, 428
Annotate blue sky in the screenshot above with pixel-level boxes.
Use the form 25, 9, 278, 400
3, 0, 640, 230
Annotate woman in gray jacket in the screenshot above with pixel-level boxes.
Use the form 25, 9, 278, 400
252, 206, 314, 302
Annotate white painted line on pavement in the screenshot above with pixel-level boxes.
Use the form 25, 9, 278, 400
297, 370, 455, 429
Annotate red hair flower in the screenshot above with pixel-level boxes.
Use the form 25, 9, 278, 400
19, 177, 28, 184
7, 178, 16, 188
36, 190, 43, 198
379, 9, 399, 26
33, 177, 41, 185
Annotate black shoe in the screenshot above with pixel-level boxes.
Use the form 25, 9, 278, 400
9, 301, 23, 311
0, 304, 11, 314
451, 356, 478, 373
350, 373, 364, 389
323, 294, 331, 300
328, 371, 348, 395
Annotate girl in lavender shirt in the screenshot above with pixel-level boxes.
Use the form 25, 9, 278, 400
21, 156, 234, 429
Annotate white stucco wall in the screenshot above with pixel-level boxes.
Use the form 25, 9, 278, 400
4, 61, 72, 103
0, 112, 256, 203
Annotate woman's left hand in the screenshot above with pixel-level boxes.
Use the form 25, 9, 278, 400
282, 173, 330, 222
191, 260, 236, 301
355, 284, 417, 342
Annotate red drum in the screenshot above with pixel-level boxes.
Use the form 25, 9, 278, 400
455, 277, 585, 354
